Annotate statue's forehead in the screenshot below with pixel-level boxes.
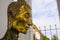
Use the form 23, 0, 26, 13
19, 5, 31, 13
8, 0, 31, 15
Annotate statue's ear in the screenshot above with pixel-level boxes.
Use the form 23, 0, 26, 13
7, 10, 14, 29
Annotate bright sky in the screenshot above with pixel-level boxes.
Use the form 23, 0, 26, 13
32, 0, 60, 39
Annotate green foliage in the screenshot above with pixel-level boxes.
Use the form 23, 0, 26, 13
51, 35, 58, 40
33, 34, 50, 40
33, 34, 38, 40
41, 36, 50, 40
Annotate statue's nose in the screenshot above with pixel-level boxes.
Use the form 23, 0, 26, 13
28, 21, 33, 26
28, 24, 32, 26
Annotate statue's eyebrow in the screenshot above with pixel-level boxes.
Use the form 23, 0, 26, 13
25, 12, 31, 18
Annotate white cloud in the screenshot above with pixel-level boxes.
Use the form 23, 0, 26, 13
44, 0, 55, 3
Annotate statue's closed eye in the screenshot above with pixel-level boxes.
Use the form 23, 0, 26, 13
25, 13, 30, 18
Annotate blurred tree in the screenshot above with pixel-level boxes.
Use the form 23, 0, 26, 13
33, 34, 38, 40
41, 36, 50, 40
51, 35, 58, 40
33, 33, 50, 40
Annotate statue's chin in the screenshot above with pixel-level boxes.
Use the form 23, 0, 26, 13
12, 22, 30, 34
17, 29, 28, 34
20, 31, 27, 34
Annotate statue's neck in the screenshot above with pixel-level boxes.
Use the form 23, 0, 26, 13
1, 27, 19, 40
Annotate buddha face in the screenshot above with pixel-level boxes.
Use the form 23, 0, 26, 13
12, 5, 32, 34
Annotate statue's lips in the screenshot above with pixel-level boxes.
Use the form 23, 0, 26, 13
25, 23, 32, 28
18, 24, 30, 34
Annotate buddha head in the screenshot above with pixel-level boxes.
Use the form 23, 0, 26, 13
8, 0, 32, 34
